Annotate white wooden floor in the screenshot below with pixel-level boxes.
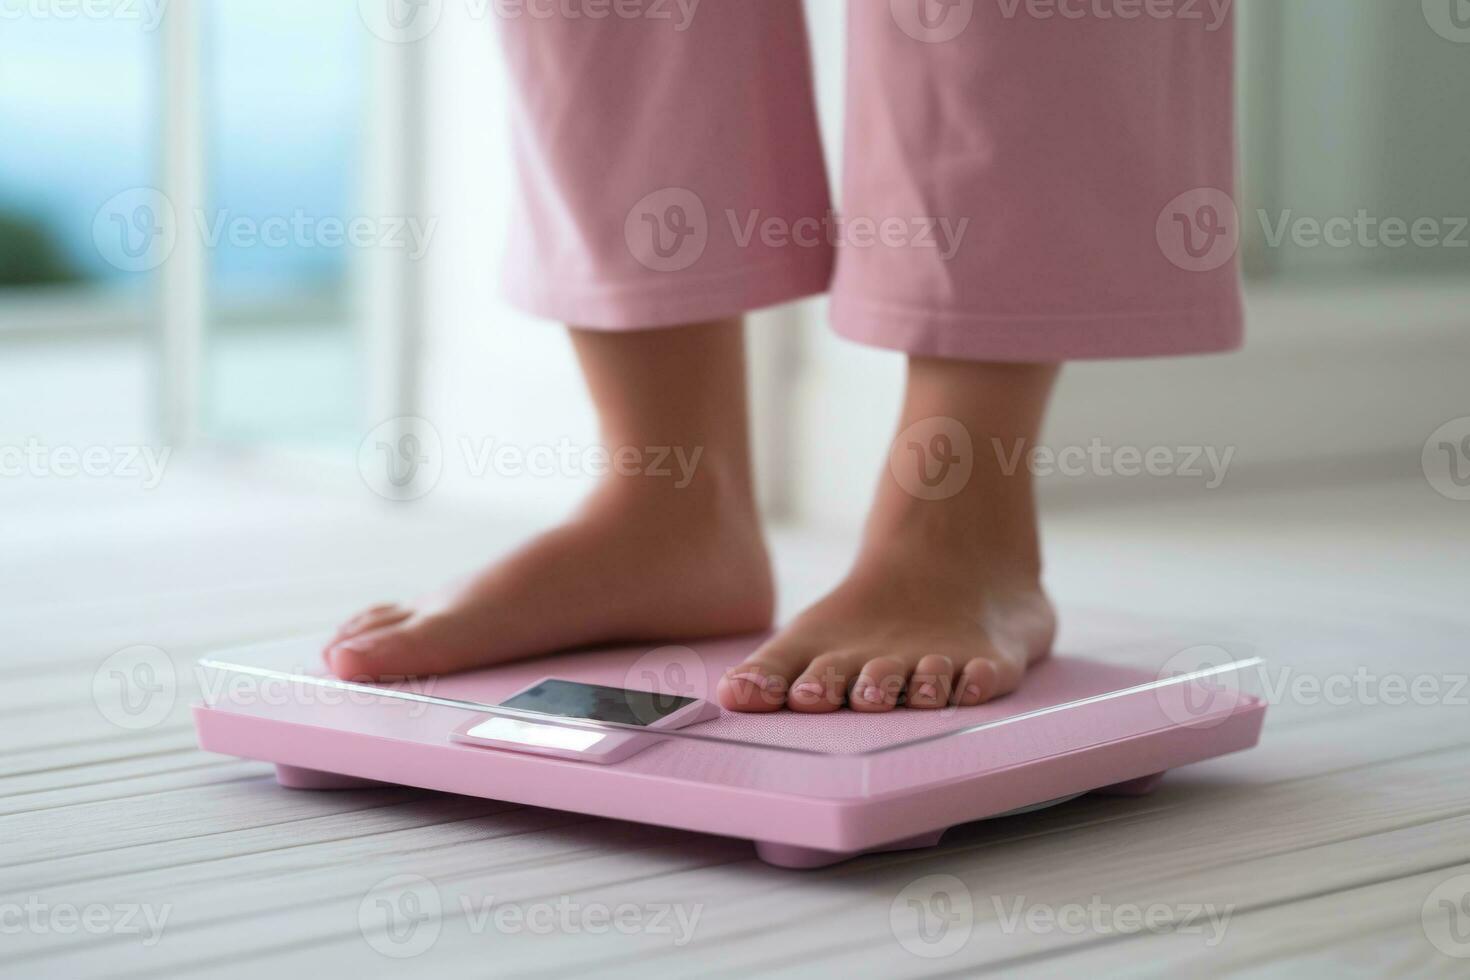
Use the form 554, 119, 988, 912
3, 466, 1468, 978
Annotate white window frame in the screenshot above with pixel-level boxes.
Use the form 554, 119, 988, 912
0, 0, 426, 450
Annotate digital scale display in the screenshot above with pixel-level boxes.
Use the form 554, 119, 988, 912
499, 678, 696, 728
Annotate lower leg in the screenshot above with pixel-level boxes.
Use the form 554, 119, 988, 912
325, 319, 774, 679
719, 357, 1059, 712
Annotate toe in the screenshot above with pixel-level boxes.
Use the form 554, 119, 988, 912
329, 604, 411, 646
956, 653, 1025, 706
325, 623, 406, 679
788, 651, 869, 713
907, 654, 957, 709
850, 655, 909, 712
325, 615, 463, 680
717, 642, 812, 712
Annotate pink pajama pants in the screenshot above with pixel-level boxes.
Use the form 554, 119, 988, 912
497, 0, 1242, 362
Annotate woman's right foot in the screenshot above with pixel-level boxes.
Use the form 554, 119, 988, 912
327, 318, 774, 680
325, 464, 774, 679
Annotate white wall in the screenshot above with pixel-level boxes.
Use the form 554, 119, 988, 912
416, 6, 600, 519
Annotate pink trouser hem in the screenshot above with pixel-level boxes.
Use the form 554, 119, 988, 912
501, 249, 835, 331
829, 295, 1244, 363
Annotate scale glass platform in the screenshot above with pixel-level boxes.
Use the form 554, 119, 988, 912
193, 633, 1266, 868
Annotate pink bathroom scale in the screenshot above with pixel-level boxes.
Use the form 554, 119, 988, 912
193, 634, 1266, 868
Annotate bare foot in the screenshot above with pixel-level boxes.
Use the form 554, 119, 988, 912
325, 472, 773, 678
326, 319, 774, 680
718, 359, 1060, 712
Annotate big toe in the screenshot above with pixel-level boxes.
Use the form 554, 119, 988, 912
716, 643, 813, 712
328, 604, 411, 649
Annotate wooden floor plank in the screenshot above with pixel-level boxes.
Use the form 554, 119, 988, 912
4, 473, 1466, 978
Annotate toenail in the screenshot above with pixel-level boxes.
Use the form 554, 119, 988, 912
965, 684, 982, 699
860, 684, 883, 704
728, 671, 776, 691
917, 682, 938, 701
792, 682, 823, 700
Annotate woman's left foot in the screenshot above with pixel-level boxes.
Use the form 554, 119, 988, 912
716, 515, 1055, 713
718, 358, 1060, 712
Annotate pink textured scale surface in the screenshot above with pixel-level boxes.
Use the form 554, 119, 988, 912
193, 633, 1267, 868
